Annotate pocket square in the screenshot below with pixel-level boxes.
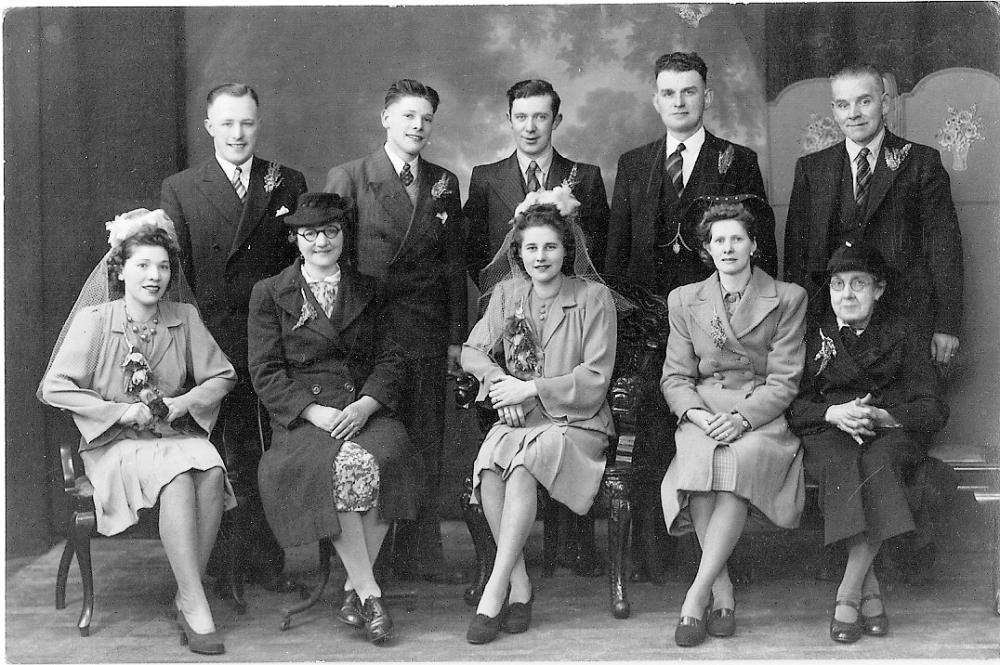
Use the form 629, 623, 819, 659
275, 206, 290, 217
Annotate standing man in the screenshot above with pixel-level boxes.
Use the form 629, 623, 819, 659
784, 63, 963, 366
161, 83, 308, 592
465, 79, 610, 284
603, 52, 777, 581
325, 79, 467, 583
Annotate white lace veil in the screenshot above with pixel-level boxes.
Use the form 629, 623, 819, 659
36, 208, 198, 402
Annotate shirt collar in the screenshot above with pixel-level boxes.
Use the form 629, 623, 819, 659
835, 315, 866, 336
666, 126, 705, 157
845, 127, 885, 163
300, 263, 342, 285
215, 154, 253, 182
383, 144, 418, 180
515, 147, 554, 180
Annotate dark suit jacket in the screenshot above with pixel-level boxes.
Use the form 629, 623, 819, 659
323, 149, 467, 358
464, 150, 609, 282
605, 131, 777, 290
161, 157, 307, 368
783, 131, 963, 335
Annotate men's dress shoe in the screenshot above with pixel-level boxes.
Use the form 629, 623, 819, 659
707, 606, 736, 637
674, 609, 709, 647
176, 612, 225, 655
860, 593, 890, 637
830, 599, 862, 643
466, 610, 505, 644
362, 596, 393, 645
336, 590, 365, 629
502, 587, 535, 634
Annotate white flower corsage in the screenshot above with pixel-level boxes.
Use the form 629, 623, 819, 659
293, 290, 317, 330
274, 206, 290, 217
814, 328, 837, 375
436, 212, 448, 224
514, 184, 581, 221
431, 173, 452, 200
718, 144, 735, 175
561, 163, 580, 191
106, 209, 177, 248
709, 309, 727, 349
884, 144, 911, 171
263, 161, 283, 193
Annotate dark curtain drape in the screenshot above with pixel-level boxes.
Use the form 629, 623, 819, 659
764, 2, 1000, 100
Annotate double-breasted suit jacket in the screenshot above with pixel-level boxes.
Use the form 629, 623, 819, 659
161, 157, 308, 368
248, 260, 420, 547
783, 131, 963, 335
788, 308, 948, 545
660, 269, 807, 534
464, 150, 610, 283
605, 131, 778, 294
324, 149, 467, 359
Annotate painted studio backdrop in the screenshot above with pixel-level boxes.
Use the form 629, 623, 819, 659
5, 3, 1000, 556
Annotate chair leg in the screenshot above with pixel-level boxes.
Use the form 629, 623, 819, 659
604, 466, 633, 619
574, 513, 601, 577
71, 510, 97, 637
219, 506, 247, 614
55, 535, 75, 610
989, 500, 1000, 617
279, 538, 333, 631
541, 494, 559, 577
460, 476, 495, 606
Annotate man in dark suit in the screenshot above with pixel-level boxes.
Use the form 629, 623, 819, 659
161, 83, 308, 591
465, 79, 610, 283
324, 79, 467, 583
784, 63, 963, 367
603, 52, 778, 582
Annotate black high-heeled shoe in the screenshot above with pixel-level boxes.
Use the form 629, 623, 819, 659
467, 591, 509, 644
674, 605, 709, 647
176, 611, 225, 655
707, 601, 736, 638
830, 599, 862, 644
502, 585, 535, 634
860, 593, 890, 637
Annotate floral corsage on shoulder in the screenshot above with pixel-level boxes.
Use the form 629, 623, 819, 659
432, 173, 453, 225
503, 301, 544, 378
814, 328, 837, 375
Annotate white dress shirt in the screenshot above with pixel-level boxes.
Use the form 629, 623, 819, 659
515, 147, 554, 190
216, 154, 253, 192
666, 126, 706, 188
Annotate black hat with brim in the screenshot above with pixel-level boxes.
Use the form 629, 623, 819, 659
283, 192, 354, 228
826, 240, 891, 282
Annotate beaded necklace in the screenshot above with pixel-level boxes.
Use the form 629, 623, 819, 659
124, 303, 160, 344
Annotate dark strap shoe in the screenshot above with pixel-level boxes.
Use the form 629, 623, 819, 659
674, 609, 708, 647
362, 596, 393, 645
707, 606, 736, 637
861, 593, 890, 637
830, 599, 862, 643
336, 590, 364, 629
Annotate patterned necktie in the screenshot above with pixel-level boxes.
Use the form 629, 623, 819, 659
232, 165, 246, 202
665, 143, 686, 198
309, 281, 338, 318
399, 162, 414, 187
855, 147, 871, 211
526, 161, 540, 192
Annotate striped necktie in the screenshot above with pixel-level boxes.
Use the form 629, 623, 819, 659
232, 165, 246, 202
665, 143, 685, 198
526, 161, 540, 192
854, 147, 871, 212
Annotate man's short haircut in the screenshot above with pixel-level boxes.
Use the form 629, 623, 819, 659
506, 79, 561, 117
384, 79, 440, 113
206, 83, 260, 110
830, 63, 885, 95
654, 51, 708, 84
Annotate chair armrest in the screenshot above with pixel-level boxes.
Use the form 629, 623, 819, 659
59, 440, 79, 492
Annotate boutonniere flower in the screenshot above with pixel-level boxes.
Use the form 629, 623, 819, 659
561, 163, 580, 191
718, 144, 735, 175
709, 309, 728, 349
814, 328, 837, 375
274, 206, 290, 217
293, 289, 317, 330
263, 161, 284, 193
431, 173, 452, 200
884, 144, 912, 171
436, 212, 448, 225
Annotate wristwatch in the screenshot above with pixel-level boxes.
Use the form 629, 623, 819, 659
732, 411, 752, 432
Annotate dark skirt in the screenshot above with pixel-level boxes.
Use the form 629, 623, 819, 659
258, 413, 423, 548
801, 428, 925, 546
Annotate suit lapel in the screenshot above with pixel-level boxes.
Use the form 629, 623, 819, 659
861, 131, 905, 226
367, 150, 414, 238
274, 264, 338, 341
547, 150, 572, 189
728, 269, 780, 338
690, 274, 743, 355
230, 158, 275, 259
194, 159, 243, 228
540, 279, 576, 348
329, 271, 372, 342
681, 133, 720, 205
643, 135, 668, 198
393, 157, 437, 261
492, 153, 527, 215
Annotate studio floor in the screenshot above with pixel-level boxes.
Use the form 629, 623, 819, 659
5, 516, 1000, 663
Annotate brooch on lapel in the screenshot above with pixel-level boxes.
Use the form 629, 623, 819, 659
263, 161, 284, 193
884, 144, 912, 171
709, 308, 728, 349
293, 289, 317, 330
718, 144, 735, 175
561, 163, 580, 191
814, 328, 837, 375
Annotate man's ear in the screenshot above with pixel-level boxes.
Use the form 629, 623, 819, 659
380, 109, 390, 129
203, 118, 213, 136
703, 87, 714, 110
552, 113, 563, 131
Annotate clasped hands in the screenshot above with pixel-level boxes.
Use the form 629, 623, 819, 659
687, 408, 746, 444
824, 393, 898, 445
488, 374, 537, 427
118, 396, 189, 428
303, 396, 379, 440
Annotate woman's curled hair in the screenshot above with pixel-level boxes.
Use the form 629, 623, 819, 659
695, 201, 759, 268
509, 203, 576, 276
107, 227, 181, 298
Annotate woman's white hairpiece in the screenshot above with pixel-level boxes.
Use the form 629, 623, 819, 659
105, 208, 178, 248
513, 185, 581, 220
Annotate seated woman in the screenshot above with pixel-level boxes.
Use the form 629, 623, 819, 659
40, 209, 237, 655
660, 195, 807, 647
461, 187, 623, 644
788, 242, 948, 643
248, 192, 421, 647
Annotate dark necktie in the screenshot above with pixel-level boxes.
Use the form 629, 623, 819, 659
666, 143, 685, 198
526, 160, 540, 193
855, 147, 871, 212
399, 162, 414, 187
232, 165, 246, 202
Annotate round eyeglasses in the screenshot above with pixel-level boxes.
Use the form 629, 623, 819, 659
296, 226, 342, 242
830, 277, 874, 292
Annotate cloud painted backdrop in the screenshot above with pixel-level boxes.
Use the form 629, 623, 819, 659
184, 5, 768, 196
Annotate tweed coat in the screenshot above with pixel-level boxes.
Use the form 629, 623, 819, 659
461, 277, 617, 515
788, 308, 949, 544
605, 131, 778, 293
248, 260, 421, 547
783, 130, 963, 335
161, 157, 307, 368
464, 150, 610, 282
660, 269, 807, 534
324, 149, 467, 359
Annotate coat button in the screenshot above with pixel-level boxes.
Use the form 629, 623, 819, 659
311, 385, 321, 395
344, 382, 355, 392
713, 372, 722, 379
